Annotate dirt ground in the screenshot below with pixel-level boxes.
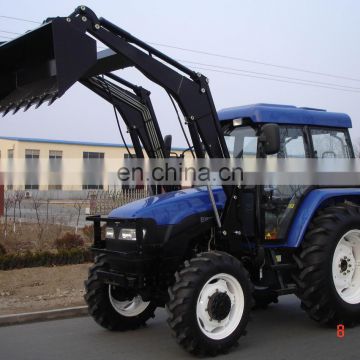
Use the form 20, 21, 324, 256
0, 263, 92, 315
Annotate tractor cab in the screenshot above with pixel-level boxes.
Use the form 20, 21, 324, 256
218, 103, 354, 242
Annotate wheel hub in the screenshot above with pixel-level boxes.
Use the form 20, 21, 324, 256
196, 273, 245, 340
332, 229, 360, 305
339, 257, 351, 274
207, 291, 232, 321
108, 286, 150, 317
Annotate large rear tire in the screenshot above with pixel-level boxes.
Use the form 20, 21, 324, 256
84, 255, 156, 331
293, 204, 360, 325
167, 251, 253, 356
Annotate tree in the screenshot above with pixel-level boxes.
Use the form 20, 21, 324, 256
3, 191, 14, 240
14, 190, 25, 219
73, 198, 87, 234
32, 193, 44, 249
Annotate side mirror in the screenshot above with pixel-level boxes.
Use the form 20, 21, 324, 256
260, 124, 280, 155
163, 135, 172, 158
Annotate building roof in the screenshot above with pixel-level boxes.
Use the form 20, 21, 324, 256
0, 136, 186, 151
217, 103, 352, 128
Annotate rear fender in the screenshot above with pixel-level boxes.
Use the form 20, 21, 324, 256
286, 188, 360, 248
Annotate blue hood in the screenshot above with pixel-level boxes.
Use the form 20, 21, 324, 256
109, 187, 226, 225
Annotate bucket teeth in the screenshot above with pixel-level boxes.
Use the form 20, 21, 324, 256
48, 94, 58, 106
24, 98, 36, 112
2, 105, 14, 117
35, 95, 48, 109
12, 101, 25, 115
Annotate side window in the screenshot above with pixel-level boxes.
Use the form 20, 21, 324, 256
311, 129, 350, 158
224, 126, 257, 158
270, 127, 307, 158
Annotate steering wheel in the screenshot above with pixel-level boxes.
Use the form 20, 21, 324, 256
321, 151, 337, 158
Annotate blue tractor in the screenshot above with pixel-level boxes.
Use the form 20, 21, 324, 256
1, 6, 359, 356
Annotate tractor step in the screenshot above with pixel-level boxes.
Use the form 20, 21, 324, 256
270, 263, 297, 271
275, 285, 297, 296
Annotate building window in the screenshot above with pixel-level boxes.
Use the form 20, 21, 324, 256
82, 184, 104, 190
49, 151, 62, 190
49, 150, 63, 159
83, 151, 104, 159
8, 149, 14, 159
83, 152, 104, 190
25, 149, 40, 159
7, 185, 13, 190
25, 184, 39, 190
48, 185, 62, 190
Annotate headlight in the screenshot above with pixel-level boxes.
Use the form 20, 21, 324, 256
119, 228, 137, 241
105, 227, 115, 239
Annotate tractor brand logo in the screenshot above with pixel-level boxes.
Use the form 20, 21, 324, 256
200, 216, 213, 223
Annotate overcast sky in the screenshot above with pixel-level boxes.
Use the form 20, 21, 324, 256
0, 0, 359, 147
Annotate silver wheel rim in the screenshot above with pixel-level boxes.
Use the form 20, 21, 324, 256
196, 273, 244, 340
332, 229, 360, 305
108, 286, 150, 317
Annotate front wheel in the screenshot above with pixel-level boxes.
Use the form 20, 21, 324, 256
84, 255, 156, 331
167, 252, 253, 356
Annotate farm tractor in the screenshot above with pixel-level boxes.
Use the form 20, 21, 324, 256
1, 6, 359, 356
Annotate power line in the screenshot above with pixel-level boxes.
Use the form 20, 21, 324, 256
0, 15, 359, 92
179, 60, 360, 91
0, 15, 40, 24
147, 41, 360, 83
1, 13, 358, 83
0, 34, 13, 40
189, 66, 360, 94
1, 32, 358, 93
0, 29, 21, 35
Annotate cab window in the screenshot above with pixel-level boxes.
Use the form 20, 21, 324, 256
310, 128, 351, 158
269, 127, 307, 158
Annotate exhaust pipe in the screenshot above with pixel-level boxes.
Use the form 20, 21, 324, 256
0, 18, 97, 115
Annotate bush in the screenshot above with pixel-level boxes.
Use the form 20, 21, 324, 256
0, 243, 6, 256
55, 232, 85, 250
0, 249, 93, 270
82, 224, 94, 241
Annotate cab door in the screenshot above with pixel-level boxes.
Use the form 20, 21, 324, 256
264, 126, 310, 241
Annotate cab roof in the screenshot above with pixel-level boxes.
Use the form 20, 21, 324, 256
217, 103, 352, 128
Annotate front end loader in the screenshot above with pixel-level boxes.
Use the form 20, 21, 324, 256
1, 6, 360, 356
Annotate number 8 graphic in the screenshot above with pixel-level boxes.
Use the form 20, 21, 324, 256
337, 324, 345, 338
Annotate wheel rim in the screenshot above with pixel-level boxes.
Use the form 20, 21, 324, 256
108, 286, 150, 317
332, 229, 360, 305
196, 273, 244, 340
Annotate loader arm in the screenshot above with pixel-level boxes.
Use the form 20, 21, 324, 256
81, 73, 166, 159
0, 5, 228, 161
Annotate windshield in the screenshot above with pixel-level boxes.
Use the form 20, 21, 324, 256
224, 126, 257, 158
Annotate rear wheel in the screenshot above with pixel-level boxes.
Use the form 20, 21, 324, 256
84, 255, 156, 331
167, 252, 253, 356
293, 204, 360, 325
